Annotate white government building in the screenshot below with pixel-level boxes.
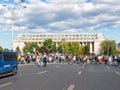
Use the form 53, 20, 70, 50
13, 33, 105, 54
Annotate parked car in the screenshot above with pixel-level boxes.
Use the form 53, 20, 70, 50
0, 50, 18, 77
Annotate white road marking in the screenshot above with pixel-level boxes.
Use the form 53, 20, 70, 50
78, 71, 82, 75
67, 84, 75, 90
0, 82, 12, 88
82, 66, 84, 69
37, 71, 48, 75
116, 71, 120, 75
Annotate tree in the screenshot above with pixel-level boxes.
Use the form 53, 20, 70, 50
82, 45, 90, 55
3, 48, 9, 50
15, 46, 21, 54
66, 42, 76, 55
0, 46, 9, 51
58, 39, 69, 54
99, 40, 117, 55
39, 46, 48, 54
116, 49, 120, 55
58, 41, 84, 56
58, 42, 62, 53
0, 46, 3, 50
22, 42, 40, 54
52, 43, 57, 53
74, 42, 83, 56
63, 41, 69, 54
43, 39, 53, 52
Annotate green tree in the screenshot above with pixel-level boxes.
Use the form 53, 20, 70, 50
58, 41, 89, 56
63, 41, 69, 54
82, 45, 90, 55
99, 40, 117, 55
52, 43, 57, 53
74, 42, 83, 56
22, 42, 40, 54
0, 46, 3, 50
15, 46, 21, 54
58, 42, 62, 53
67, 42, 76, 55
3, 48, 9, 50
71, 42, 76, 55
43, 39, 53, 52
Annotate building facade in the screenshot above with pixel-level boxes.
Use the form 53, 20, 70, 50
13, 33, 105, 54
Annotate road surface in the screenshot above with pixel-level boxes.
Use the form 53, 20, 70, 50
0, 63, 120, 90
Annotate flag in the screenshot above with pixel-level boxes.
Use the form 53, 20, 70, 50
31, 47, 36, 53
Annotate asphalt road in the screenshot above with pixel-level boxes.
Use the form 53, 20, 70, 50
0, 63, 120, 90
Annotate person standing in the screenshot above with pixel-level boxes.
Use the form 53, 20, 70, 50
43, 53, 47, 67
36, 53, 40, 65
117, 55, 120, 65
39, 53, 43, 67
104, 55, 108, 64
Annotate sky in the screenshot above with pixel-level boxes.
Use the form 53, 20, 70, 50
0, 0, 120, 49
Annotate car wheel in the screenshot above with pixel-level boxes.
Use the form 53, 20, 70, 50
12, 67, 17, 76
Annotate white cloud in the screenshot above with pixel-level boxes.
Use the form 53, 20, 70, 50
14, 0, 20, 3
0, 0, 120, 33
46, 0, 86, 4
92, 0, 120, 4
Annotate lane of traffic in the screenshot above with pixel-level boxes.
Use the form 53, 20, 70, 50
74, 64, 120, 90
1, 63, 120, 90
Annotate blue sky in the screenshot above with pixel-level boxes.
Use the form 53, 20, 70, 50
0, 0, 120, 49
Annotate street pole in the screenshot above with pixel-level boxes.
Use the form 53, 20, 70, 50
2, 1, 26, 51
3, 4, 14, 50
93, 38, 95, 54
108, 39, 109, 56
11, 5, 14, 51
62, 39, 63, 54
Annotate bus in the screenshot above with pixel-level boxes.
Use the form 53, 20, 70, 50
0, 50, 18, 77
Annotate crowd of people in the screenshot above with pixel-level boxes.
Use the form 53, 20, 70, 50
18, 52, 120, 66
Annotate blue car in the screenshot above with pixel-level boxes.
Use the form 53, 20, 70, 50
0, 50, 18, 77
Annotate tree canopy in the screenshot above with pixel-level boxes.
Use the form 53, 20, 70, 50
99, 40, 117, 55
22, 42, 40, 54
0, 46, 3, 50
43, 39, 53, 49
15, 46, 21, 54
58, 41, 85, 56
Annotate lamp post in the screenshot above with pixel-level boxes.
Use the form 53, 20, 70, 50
11, 5, 14, 51
62, 39, 63, 54
108, 39, 109, 56
3, 4, 26, 51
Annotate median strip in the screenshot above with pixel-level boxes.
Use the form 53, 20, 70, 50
0, 82, 12, 88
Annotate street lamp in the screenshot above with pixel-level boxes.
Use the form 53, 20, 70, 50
108, 39, 109, 56
11, 5, 14, 50
3, 4, 26, 50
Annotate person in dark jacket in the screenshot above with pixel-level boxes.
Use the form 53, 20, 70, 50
117, 56, 120, 65
43, 54, 47, 67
